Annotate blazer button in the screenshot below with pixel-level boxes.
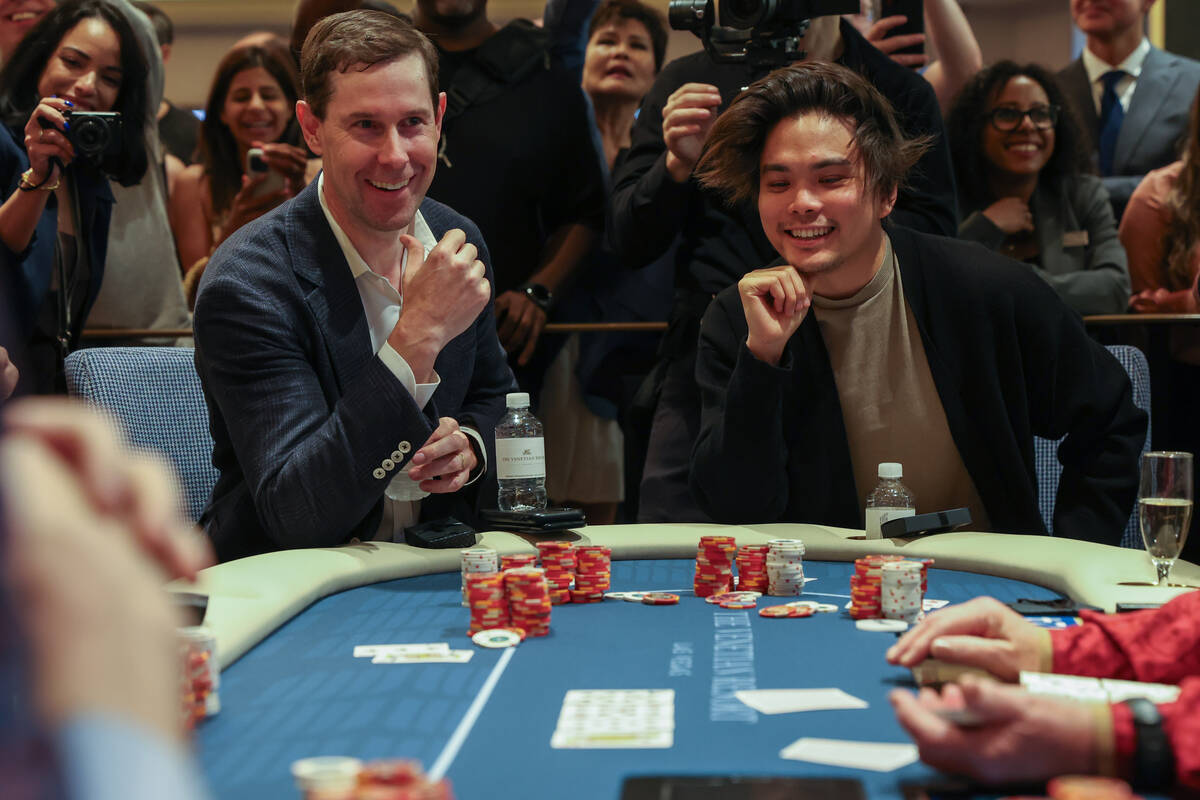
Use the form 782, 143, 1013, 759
372, 468, 386, 480
398, 441, 412, 454
391, 450, 403, 461
382, 459, 395, 470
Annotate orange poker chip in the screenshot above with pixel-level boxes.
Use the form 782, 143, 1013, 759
759, 604, 815, 618
1046, 776, 1136, 800
641, 592, 680, 605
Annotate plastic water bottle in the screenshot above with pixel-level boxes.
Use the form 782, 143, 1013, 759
495, 392, 547, 511
865, 462, 915, 539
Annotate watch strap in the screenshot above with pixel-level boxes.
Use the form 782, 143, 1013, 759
1122, 697, 1174, 791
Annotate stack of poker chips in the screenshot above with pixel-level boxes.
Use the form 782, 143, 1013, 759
881, 560, 925, 623
536, 541, 576, 605
766, 538, 806, 596
735, 544, 769, 592
694, 535, 737, 597
500, 553, 537, 571
460, 546, 499, 606
466, 572, 510, 634
504, 567, 552, 636
178, 625, 219, 728
849, 554, 906, 619
572, 545, 611, 603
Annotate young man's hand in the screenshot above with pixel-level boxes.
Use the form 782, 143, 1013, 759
738, 265, 811, 366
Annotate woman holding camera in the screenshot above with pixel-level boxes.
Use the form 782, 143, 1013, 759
169, 39, 308, 281
0, 0, 148, 394
948, 61, 1129, 316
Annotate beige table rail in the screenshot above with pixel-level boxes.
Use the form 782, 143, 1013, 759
81, 322, 670, 341
169, 523, 1199, 671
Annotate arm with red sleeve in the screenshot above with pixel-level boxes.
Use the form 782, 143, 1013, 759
1050, 590, 1200, 788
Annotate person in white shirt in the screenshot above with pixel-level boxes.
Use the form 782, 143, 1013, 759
1057, 0, 1200, 220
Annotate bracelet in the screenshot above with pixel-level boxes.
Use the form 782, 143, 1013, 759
519, 282, 554, 313
1122, 697, 1175, 792
17, 167, 59, 192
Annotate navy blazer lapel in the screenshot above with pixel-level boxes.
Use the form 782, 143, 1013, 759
1116, 48, 1175, 170
285, 180, 376, 391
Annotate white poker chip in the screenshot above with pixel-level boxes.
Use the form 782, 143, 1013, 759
785, 600, 820, 609
604, 591, 650, 602
855, 619, 909, 633
291, 756, 362, 790
814, 603, 839, 613
471, 629, 521, 648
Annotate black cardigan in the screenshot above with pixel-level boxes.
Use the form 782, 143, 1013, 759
691, 224, 1147, 545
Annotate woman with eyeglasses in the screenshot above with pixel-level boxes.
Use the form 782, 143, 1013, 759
947, 61, 1129, 315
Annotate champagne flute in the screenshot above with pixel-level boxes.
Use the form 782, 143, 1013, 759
1138, 451, 1194, 587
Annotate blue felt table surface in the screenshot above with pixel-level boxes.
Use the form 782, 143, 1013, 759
196, 559, 1063, 799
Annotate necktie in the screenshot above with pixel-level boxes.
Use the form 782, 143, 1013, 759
1098, 69, 1126, 177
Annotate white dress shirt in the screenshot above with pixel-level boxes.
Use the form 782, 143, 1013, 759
316, 174, 484, 541
1082, 37, 1151, 114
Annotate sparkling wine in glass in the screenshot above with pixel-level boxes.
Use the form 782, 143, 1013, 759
1138, 451, 1194, 587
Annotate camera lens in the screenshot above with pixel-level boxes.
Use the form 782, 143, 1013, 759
74, 117, 110, 156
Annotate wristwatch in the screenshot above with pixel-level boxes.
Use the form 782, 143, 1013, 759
1122, 697, 1174, 792
519, 282, 553, 313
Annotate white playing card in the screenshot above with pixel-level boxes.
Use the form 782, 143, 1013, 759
371, 649, 473, 664
353, 643, 450, 658
734, 689, 868, 714
551, 690, 675, 749
779, 738, 918, 772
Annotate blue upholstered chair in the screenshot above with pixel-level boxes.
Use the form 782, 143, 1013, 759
1034, 344, 1152, 549
65, 347, 217, 522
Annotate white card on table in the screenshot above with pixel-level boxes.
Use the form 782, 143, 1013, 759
551, 689, 674, 749
371, 649, 473, 664
354, 643, 450, 658
779, 737, 918, 772
735, 688, 868, 714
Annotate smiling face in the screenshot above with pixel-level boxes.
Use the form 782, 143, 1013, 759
981, 75, 1056, 180
1070, 0, 1152, 38
582, 18, 657, 104
0, 0, 52, 63
757, 112, 894, 298
298, 53, 445, 243
37, 16, 123, 113
220, 66, 293, 152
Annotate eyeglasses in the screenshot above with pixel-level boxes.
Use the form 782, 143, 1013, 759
985, 105, 1060, 132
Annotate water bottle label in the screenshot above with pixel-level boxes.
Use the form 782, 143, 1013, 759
865, 507, 915, 539
496, 437, 545, 479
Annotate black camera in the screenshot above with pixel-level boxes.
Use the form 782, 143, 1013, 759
669, 0, 859, 70
39, 111, 123, 170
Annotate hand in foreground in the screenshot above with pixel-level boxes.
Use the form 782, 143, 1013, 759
3, 400, 214, 743
216, 171, 294, 245
738, 264, 810, 366
391, 229, 490, 380
982, 197, 1035, 236
252, 140, 309, 189
0, 344, 18, 400
886, 597, 1049, 682
662, 82, 722, 182
494, 290, 547, 367
890, 675, 1099, 785
23, 96, 76, 186
407, 417, 477, 493
863, 15, 929, 69
1128, 288, 1194, 314
4, 398, 213, 580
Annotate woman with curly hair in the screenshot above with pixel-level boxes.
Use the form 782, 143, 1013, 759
1122, 85, 1200, 314
168, 37, 308, 276
947, 61, 1129, 315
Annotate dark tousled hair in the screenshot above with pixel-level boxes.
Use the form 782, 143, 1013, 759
0, 0, 149, 186
946, 60, 1091, 212
300, 9, 439, 120
587, 0, 668, 72
129, 0, 172, 47
197, 39, 301, 218
695, 61, 930, 206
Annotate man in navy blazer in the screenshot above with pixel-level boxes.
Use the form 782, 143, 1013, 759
194, 10, 515, 563
1057, 0, 1200, 220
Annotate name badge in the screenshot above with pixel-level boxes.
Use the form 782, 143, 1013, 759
1062, 230, 1089, 248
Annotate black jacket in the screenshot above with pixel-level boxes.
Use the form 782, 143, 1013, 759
691, 224, 1147, 545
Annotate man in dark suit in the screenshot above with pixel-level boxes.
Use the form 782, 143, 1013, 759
1057, 0, 1200, 220
194, 10, 515, 563
689, 62, 1146, 546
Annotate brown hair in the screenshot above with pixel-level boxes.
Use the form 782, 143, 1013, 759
300, 9, 439, 119
587, 0, 668, 72
695, 61, 930, 205
1165, 87, 1200, 289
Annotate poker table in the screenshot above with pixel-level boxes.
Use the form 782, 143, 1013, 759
181, 524, 1200, 799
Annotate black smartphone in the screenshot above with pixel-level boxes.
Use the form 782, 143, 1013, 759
480, 507, 586, 533
880, 507, 971, 538
622, 776, 866, 800
878, 0, 925, 60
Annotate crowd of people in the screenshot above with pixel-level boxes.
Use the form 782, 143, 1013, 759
2, 0, 1200, 795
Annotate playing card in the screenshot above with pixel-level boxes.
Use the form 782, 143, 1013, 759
371, 649, 473, 664
353, 643, 450, 658
779, 738, 918, 772
735, 688, 868, 714
551, 690, 675, 749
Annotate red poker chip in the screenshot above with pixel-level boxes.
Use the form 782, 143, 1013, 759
641, 592, 680, 605
758, 605, 814, 618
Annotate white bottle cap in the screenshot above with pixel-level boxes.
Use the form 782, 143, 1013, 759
878, 462, 903, 479
506, 392, 531, 409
